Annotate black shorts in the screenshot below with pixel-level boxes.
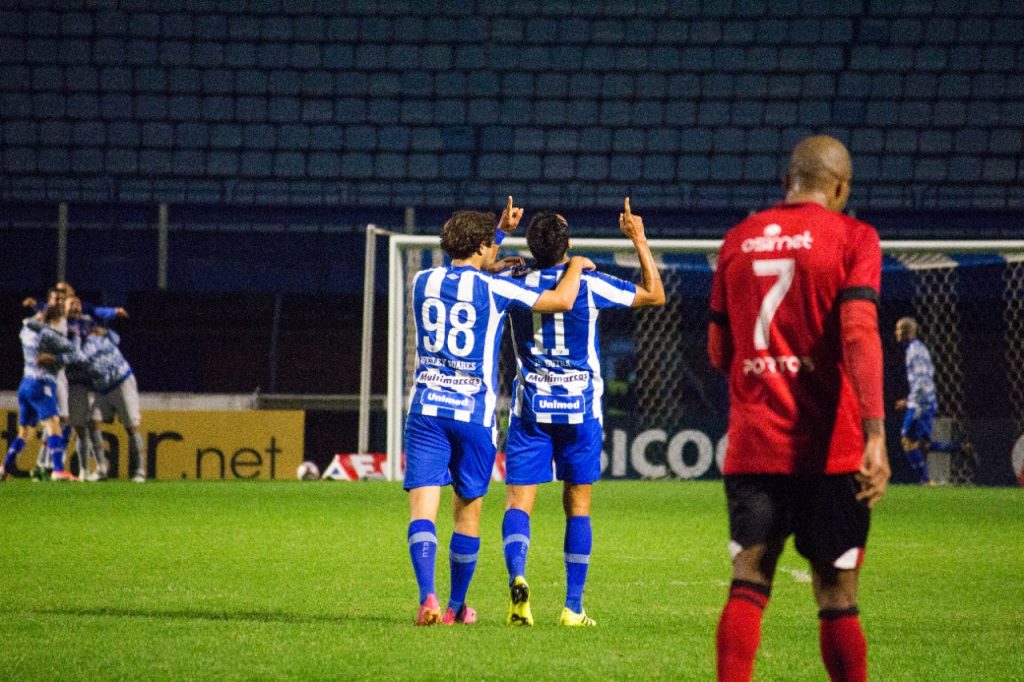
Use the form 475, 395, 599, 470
724, 473, 871, 569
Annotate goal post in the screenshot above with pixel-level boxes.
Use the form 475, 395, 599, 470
370, 231, 1024, 486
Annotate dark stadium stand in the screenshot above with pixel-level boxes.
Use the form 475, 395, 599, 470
2, 1, 1023, 396
1, 0, 1022, 225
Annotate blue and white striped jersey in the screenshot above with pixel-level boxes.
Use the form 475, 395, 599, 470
408, 265, 542, 427
20, 318, 79, 383
507, 267, 636, 424
82, 329, 133, 394
904, 338, 937, 411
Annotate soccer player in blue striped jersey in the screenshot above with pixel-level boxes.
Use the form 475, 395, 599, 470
405, 199, 595, 626
2, 305, 84, 482
501, 198, 665, 627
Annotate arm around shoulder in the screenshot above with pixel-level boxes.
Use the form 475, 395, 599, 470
532, 256, 595, 313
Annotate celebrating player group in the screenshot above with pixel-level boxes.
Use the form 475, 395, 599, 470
402, 134, 890, 682
1, 282, 147, 483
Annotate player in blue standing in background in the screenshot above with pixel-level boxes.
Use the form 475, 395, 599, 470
501, 198, 665, 627
894, 317, 972, 485
404, 197, 596, 626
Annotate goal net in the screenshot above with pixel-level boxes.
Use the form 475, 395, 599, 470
376, 234, 1024, 486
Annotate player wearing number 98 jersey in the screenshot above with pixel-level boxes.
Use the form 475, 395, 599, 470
404, 204, 594, 627
708, 136, 890, 682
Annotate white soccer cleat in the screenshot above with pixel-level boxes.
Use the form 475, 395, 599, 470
131, 473, 146, 483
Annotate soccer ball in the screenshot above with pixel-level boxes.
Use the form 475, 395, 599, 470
296, 461, 320, 481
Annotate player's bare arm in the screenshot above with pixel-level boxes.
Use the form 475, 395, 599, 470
532, 256, 595, 313
856, 418, 889, 507
619, 197, 665, 308
484, 195, 526, 273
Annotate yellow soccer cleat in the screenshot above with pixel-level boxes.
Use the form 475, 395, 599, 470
559, 607, 596, 627
505, 576, 534, 626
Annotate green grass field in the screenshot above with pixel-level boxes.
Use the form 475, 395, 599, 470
1, 480, 1021, 680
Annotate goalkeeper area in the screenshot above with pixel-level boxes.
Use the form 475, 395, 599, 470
0, 481, 1020, 680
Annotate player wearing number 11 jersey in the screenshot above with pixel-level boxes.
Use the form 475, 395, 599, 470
501, 198, 664, 627
708, 136, 890, 682
404, 201, 594, 626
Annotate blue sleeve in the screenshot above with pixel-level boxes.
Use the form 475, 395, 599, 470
58, 338, 87, 367
490, 275, 543, 312
586, 271, 637, 310
86, 303, 119, 322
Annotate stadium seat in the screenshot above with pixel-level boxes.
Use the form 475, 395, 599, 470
611, 128, 643, 153
310, 125, 342, 150
276, 124, 308, 150
643, 155, 676, 181
881, 155, 915, 181
599, 101, 630, 127
441, 126, 473, 151
919, 130, 953, 154
677, 155, 710, 181
982, 157, 1016, 182
341, 152, 373, 178
440, 153, 471, 179
408, 126, 440, 152
576, 155, 609, 181
308, 151, 339, 178
947, 45, 982, 71
375, 153, 406, 179
240, 150, 271, 177
915, 158, 949, 182
544, 154, 574, 180
141, 122, 174, 148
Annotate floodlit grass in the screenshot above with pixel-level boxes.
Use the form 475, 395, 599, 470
0, 480, 1021, 680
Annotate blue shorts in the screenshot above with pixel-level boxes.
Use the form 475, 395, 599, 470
17, 377, 59, 427
901, 405, 936, 441
505, 415, 603, 486
403, 412, 497, 499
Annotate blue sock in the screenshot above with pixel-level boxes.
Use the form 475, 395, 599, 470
564, 515, 592, 613
502, 509, 531, 582
407, 520, 437, 603
448, 532, 480, 612
4, 437, 26, 469
61, 424, 72, 449
905, 449, 930, 483
47, 434, 65, 472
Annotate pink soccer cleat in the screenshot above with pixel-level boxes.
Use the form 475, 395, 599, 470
415, 594, 441, 626
441, 604, 477, 625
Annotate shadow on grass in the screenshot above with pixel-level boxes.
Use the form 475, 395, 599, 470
9, 606, 396, 626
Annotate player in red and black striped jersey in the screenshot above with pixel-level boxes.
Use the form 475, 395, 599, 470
708, 136, 890, 682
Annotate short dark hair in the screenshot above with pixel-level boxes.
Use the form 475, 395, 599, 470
526, 211, 570, 268
440, 211, 496, 260
43, 304, 63, 323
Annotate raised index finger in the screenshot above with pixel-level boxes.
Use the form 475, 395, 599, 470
505, 195, 513, 215
623, 197, 632, 219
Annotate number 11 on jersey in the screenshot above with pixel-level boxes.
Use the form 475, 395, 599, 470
531, 312, 569, 356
